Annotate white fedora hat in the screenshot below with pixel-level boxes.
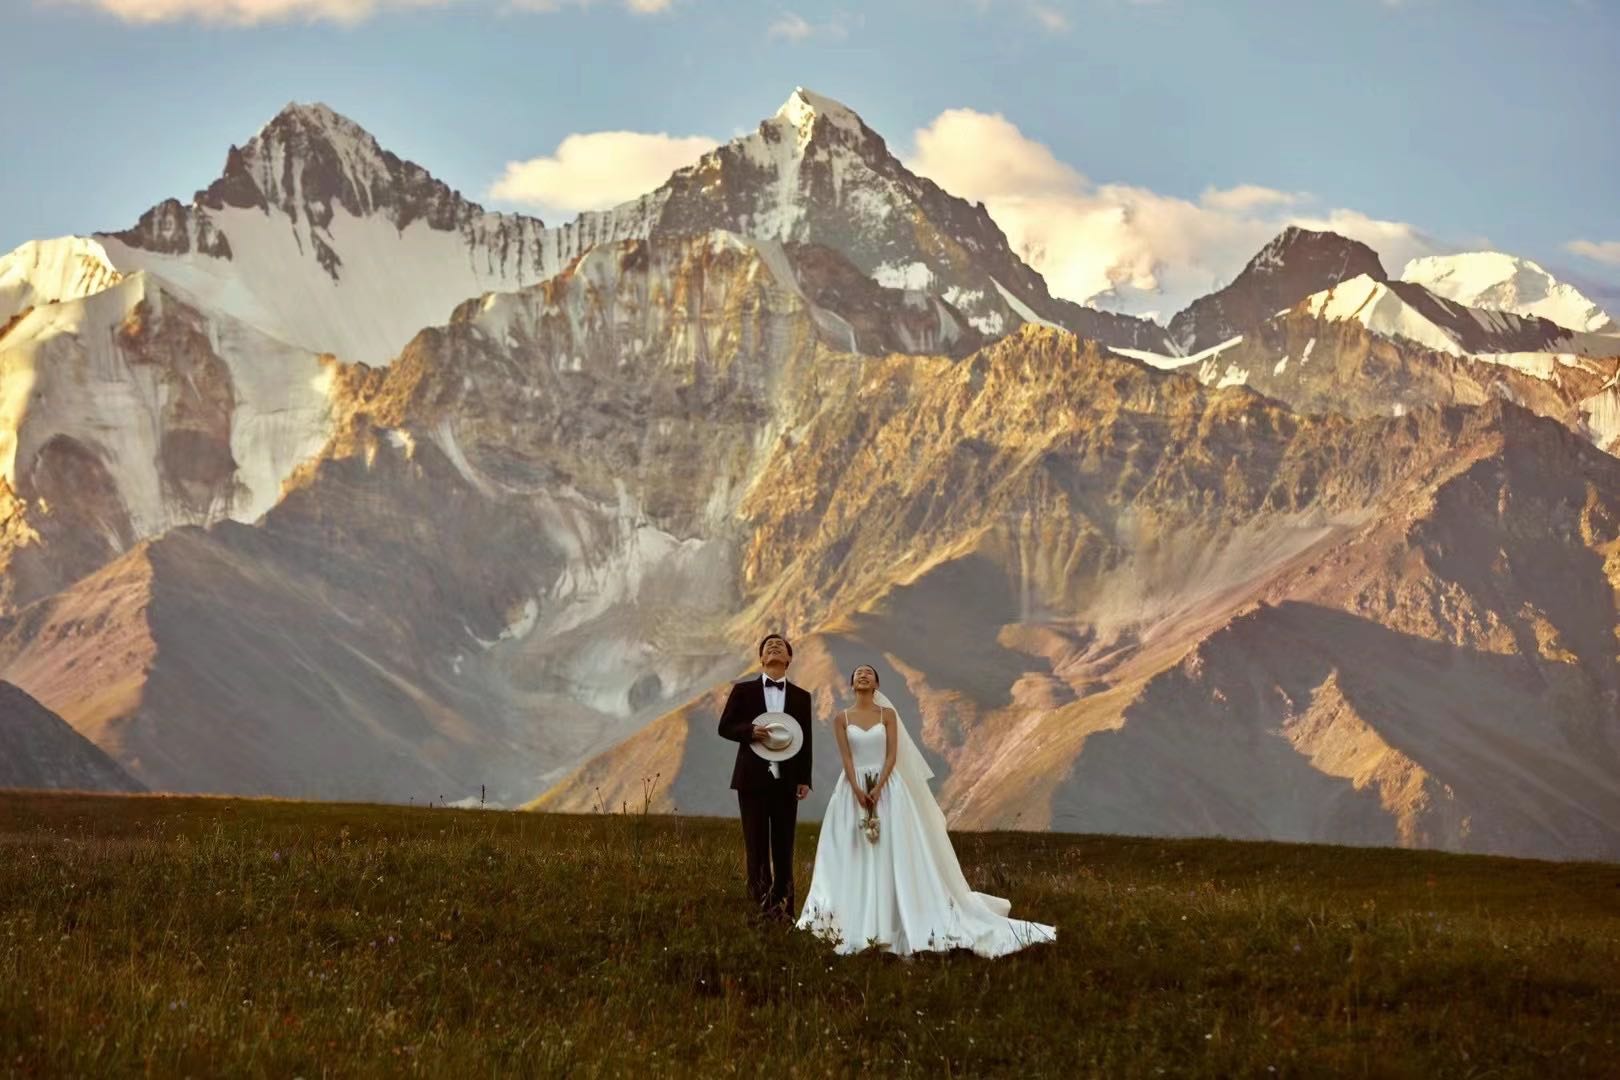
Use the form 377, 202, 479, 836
749, 712, 804, 762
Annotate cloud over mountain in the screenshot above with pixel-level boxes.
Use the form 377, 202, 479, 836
488, 131, 718, 215
905, 107, 1443, 320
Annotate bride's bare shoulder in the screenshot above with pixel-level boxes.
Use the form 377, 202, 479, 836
880, 705, 897, 723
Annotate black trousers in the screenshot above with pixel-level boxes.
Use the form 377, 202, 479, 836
738, 782, 798, 917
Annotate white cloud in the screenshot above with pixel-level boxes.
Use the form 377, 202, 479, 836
1566, 239, 1620, 267
1199, 183, 1307, 212
911, 109, 1080, 199
967, 0, 1081, 31
56, 0, 449, 23
768, 11, 812, 38
906, 108, 1444, 319
1030, 5, 1069, 30
487, 130, 717, 215
60, 0, 670, 23
767, 10, 848, 40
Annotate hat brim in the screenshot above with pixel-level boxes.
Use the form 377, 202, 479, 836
749, 712, 804, 762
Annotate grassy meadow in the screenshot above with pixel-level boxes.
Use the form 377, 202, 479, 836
1, 791, 1618, 1077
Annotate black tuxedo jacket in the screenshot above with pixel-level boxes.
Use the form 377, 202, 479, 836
718, 675, 813, 791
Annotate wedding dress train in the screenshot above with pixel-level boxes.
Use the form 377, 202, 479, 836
795, 694, 1056, 957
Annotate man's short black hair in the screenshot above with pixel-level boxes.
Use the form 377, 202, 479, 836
759, 633, 793, 658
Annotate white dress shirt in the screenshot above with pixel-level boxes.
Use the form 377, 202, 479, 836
761, 671, 787, 713
761, 672, 788, 778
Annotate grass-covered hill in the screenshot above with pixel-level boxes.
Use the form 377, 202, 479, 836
1, 792, 1617, 1077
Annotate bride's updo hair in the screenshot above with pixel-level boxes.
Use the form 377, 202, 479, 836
850, 664, 880, 688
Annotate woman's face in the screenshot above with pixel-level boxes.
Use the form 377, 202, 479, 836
851, 665, 878, 691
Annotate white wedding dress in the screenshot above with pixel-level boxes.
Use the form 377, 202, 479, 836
796, 693, 1057, 957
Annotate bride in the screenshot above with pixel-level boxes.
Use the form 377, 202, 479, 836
796, 664, 1057, 957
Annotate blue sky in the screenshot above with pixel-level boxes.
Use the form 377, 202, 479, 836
3, 0, 1617, 313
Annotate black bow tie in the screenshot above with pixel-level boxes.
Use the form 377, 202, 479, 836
764, 678, 785, 690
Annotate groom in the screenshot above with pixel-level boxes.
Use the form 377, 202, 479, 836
718, 633, 813, 921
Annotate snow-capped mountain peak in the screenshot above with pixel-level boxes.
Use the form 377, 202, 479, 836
1400, 252, 1617, 335
90, 102, 558, 365
1295, 272, 1617, 359
622, 86, 1168, 349
261, 100, 366, 140
227, 101, 443, 227
774, 86, 868, 143
1246, 226, 1387, 282
60, 88, 1169, 366
1164, 227, 1386, 354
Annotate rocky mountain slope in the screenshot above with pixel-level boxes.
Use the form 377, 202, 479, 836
0, 680, 142, 792
537, 329, 1620, 859
1165, 226, 1389, 355
0, 233, 868, 802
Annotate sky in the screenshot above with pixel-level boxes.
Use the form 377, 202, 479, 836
3, 0, 1617, 319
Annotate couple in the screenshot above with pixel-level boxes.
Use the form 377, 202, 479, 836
717, 633, 1056, 957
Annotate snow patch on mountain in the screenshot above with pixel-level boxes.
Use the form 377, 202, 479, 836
991, 278, 1064, 332
1110, 335, 1243, 372
1306, 276, 1466, 356
1471, 352, 1607, 384
874, 260, 934, 291
99, 206, 559, 367
0, 237, 123, 326
1580, 382, 1620, 451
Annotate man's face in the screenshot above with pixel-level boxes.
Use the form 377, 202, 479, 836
761, 637, 791, 672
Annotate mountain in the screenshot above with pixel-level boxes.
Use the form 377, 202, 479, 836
1153, 234, 1620, 381
537, 330, 1620, 859
1114, 231, 1620, 458
94, 103, 555, 367
1292, 275, 1619, 358
1, 94, 993, 619
580, 88, 1171, 351
5, 90, 1620, 861
1154, 300, 1620, 449
0, 680, 142, 792
1166, 226, 1388, 355
0, 231, 872, 801
78, 91, 1168, 367
1402, 252, 1617, 334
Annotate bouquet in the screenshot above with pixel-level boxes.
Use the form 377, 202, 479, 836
859, 771, 881, 845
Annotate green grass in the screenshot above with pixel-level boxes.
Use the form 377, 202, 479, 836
1, 793, 1618, 1078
